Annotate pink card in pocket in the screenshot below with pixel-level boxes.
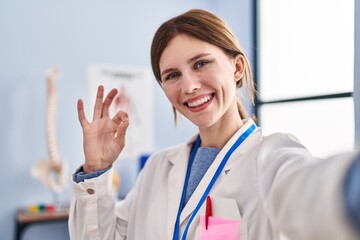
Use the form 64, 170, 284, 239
199, 215, 240, 240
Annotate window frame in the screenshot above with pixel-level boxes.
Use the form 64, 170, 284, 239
253, 0, 357, 152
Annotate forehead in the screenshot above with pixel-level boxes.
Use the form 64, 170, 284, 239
159, 34, 223, 68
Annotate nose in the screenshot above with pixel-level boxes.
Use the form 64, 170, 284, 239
180, 72, 201, 94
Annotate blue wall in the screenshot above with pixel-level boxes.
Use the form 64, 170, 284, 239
0, 1, 253, 239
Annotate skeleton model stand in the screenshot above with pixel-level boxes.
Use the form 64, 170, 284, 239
31, 68, 68, 207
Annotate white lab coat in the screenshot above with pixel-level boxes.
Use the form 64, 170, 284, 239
69, 119, 359, 240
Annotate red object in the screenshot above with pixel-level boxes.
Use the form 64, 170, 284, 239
205, 196, 212, 230
45, 204, 55, 212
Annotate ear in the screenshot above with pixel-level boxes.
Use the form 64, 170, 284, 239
233, 54, 245, 83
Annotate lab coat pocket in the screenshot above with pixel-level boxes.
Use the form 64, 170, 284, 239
198, 216, 240, 240
195, 197, 248, 240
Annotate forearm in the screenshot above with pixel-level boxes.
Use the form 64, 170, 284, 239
260, 150, 359, 240
68, 167, 118, 240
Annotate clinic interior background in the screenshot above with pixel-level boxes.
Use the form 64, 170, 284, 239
0, 0, 359, 240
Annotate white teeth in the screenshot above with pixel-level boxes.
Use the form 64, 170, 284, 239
187, 95, 211, 107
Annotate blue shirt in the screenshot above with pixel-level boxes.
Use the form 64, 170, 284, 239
184, 147, 221, 206
73, 165, 111, 182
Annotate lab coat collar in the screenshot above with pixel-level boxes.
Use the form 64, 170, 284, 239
165, 137, 195, 239
179, 118, 257, 224
165, 118, 257, 165
164, 119, 257, 238
166, 135, 198, 166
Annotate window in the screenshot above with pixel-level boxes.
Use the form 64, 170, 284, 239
256, 0, 355, 157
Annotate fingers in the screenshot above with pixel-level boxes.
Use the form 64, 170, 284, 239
93, 86, 119, 120
102, 88, 118, 118
113, 111, 129, 149
112, 111, 128, 125
116, 120, 129, 149
93, 85, 104, 120
77, 99, 89, 127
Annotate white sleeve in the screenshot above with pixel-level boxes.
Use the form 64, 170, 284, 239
68, 167, 127, 240
257, 133, 359, 240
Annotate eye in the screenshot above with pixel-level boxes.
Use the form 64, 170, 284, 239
194, 59, 212, 70
163, 72, 181, 82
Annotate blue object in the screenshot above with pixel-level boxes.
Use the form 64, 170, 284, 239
184, 147, 220, 206
344, 153, 360, 234
74, 166, 111, 183
139, 154, 151, 172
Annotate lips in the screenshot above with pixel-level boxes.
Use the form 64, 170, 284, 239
185, 94, 213, 108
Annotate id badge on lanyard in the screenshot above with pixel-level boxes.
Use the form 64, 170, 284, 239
173, 123, 256, 240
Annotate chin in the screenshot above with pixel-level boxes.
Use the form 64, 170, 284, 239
190, 118, 216, 129
180, 109, 217, 128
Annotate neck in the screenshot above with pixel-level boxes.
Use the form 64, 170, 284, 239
199, 115, 244, 149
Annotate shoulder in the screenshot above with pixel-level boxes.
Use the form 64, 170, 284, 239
146, 143, 185, 165
256, 130, 315, 166
259, 131, 308, 153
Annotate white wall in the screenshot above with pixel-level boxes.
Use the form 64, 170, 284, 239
0, 1, 253, 239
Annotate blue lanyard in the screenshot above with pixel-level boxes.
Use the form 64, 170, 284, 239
173, 123, 256, 240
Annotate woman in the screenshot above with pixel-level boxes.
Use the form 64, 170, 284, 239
69, 9, 360, 240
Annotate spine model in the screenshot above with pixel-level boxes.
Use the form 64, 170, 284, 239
31, 68, 68, 194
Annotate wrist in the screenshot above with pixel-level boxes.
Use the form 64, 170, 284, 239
83, 162, 111, 174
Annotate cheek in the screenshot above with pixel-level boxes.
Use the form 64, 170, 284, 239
163, 86, 178, 104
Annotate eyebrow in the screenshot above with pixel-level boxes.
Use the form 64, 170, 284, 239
160, 68, 177, 78
160, 53, 211, 77
187, 53, 211, 64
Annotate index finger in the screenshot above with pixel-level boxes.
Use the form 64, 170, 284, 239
77, 99, 89, 127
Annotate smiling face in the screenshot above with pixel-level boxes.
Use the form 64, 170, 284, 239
159, 34, 244, 130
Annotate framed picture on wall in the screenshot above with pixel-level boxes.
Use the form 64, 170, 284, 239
87, 64, 154, 162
